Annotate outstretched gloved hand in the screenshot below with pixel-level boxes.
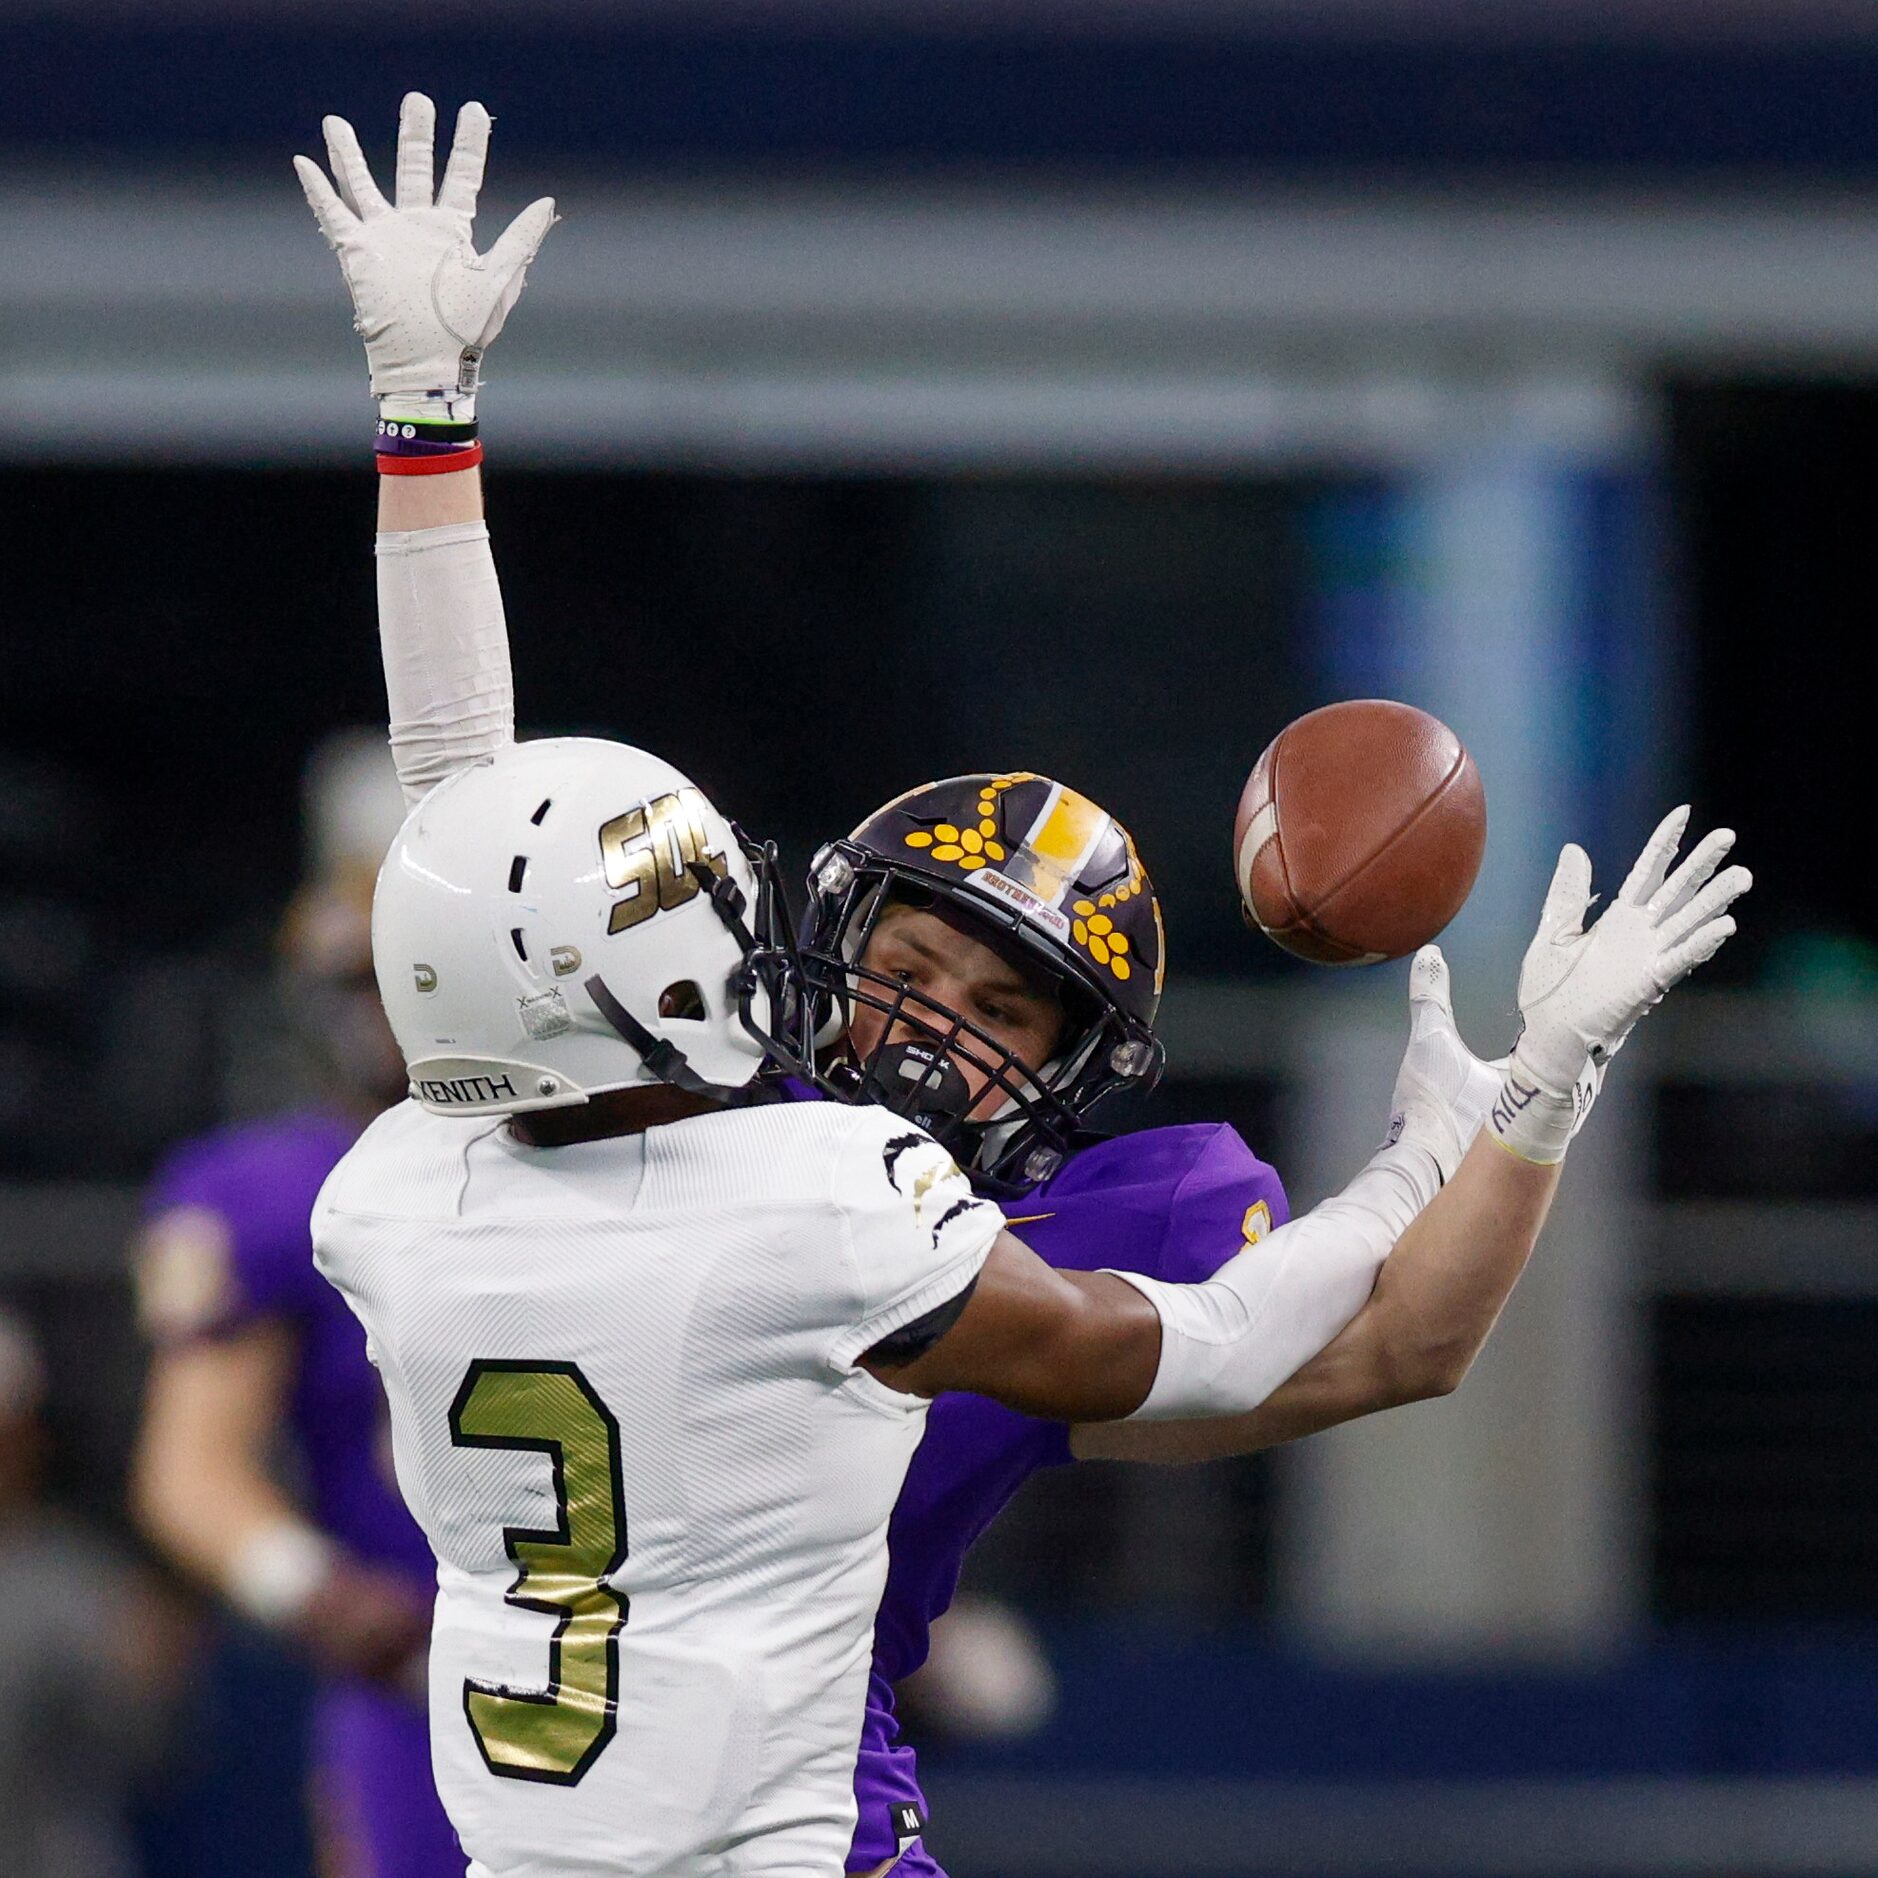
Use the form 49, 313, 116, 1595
1491, 806, 1750, 1163
1385, 944, 1507, 1184
295, 92, 557, 420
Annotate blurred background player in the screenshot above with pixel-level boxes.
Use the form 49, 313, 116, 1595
130, 735, 462, 1878
303, 95, 1740, 1877
0, 1306, 180, 1878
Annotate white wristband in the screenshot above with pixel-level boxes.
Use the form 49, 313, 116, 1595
380, 386, 478, 425
225, 1521, 335, 1627
1485, 1055, 1581, 1165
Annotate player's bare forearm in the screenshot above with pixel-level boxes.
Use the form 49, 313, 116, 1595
135, 1325, 430, 1676
1359, 1131, 1559, 1396
864, 1232, 1163, 1421
379, 462, 484, 531
132, 1326, 313, 1592
1072, 1134, 1559, 1463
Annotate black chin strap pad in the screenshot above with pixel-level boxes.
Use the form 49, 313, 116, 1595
863, 1039, 974, 1135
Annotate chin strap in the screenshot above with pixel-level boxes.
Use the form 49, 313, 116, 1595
707, 844, 825, 1080
691, 858, 757, 950
582, 973, 754, 1104
580, 852, 805, 1104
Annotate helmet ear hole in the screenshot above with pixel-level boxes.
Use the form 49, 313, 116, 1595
658, 980, 707, 1022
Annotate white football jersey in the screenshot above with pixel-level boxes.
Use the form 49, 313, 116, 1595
312, 1095, 1000, 1878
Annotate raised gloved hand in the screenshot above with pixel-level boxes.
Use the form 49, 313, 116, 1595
1385, 944, 1506, 1184
1491, 805, 1750, 1163
294, 92, 556, 420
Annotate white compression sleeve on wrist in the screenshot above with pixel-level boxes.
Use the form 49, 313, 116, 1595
375, 521, 515, 805
225, 1520, 334, 1626
1106, 1140, 1442, 1422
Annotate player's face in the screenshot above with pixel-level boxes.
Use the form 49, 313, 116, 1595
0, 1406, 45, 1514
284, 882, 410, 1112
850, 905, 1066, 1117
329, 969, 414, 1109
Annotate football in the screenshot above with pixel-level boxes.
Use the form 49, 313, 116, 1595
1234, 699, 1487, 965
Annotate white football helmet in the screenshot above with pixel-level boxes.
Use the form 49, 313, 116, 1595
375, 738, 772, 1116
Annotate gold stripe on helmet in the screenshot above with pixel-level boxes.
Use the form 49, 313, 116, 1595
1010, 783, 1111, 903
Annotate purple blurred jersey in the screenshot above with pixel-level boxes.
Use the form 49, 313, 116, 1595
145, 1113, 462, 1878
846, 1122, 1289, 1874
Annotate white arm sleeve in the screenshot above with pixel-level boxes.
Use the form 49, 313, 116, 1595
1106, 1140, 1442, 1421
375, 521, 515, 805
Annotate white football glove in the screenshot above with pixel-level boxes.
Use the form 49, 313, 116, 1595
1490, 805, 1750, 1163
1385, 944, 1506, 1184
294, 92, 556, 420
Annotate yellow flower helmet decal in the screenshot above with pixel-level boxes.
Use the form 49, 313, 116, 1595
1070, 901, 1132, 982
903, 820, 1006, 869
873, 772, 1164, 1011
901, 775, 1029, 870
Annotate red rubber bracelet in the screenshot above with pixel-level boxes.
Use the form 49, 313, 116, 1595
377, 440, 485, 476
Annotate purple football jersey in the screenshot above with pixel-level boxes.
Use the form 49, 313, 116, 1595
144, 1113, 464, 1878
144, 1112, 434, 1586
847, 1122, 1289, 1874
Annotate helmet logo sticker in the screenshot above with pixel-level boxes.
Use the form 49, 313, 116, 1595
518, 987, 574, 1041
963, 867, 1072, 941
549, 945, 582, 977
413, 963, 439, 994
598, 788, 727, 936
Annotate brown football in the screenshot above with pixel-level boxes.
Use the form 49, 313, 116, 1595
1234, 699, 1486, 965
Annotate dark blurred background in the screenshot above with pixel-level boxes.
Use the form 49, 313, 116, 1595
4, 4, 1878, 1875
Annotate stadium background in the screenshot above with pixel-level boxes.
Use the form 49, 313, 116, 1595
3, 2, 1877, 1872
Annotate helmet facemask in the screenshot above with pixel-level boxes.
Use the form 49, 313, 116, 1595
796, 851, 1162, 1194
582, 834, 813, 1103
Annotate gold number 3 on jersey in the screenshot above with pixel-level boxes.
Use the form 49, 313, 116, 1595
449, 1361, 630, 1784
